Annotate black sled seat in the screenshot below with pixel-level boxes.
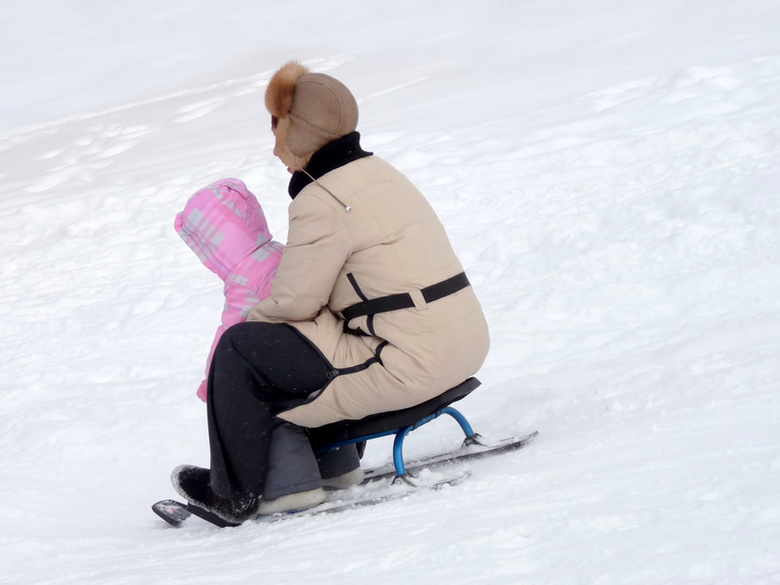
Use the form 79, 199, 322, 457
312, 377, 483, 479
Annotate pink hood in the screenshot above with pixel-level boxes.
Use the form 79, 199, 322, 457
175, 178, 274, 280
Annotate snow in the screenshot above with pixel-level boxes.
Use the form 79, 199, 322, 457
1, 1, 779, 583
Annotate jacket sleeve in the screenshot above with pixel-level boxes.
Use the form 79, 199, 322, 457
248, 195, 352, 323
198, 282, 261, 401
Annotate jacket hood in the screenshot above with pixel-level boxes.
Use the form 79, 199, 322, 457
175, 178, 274, 281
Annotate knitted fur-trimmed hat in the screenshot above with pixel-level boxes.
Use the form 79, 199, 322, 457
265, 61, 359, 170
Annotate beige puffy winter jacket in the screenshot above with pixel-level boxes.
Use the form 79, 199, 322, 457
248, 154, 489, 428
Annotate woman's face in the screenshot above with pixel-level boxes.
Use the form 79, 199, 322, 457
271, 117, 294, 174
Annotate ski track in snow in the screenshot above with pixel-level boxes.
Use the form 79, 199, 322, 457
1, 3, 780, 584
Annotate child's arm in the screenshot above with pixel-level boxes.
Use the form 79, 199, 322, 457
197, 281, 262, 401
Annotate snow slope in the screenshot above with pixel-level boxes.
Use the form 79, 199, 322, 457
1, 1, 779, 583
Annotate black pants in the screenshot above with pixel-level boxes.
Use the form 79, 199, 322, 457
206, 322, 333, 504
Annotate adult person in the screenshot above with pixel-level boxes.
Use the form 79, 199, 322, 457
172, 61, 489, 524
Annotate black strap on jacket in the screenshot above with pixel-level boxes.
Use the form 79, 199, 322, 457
341, 272, 470, 322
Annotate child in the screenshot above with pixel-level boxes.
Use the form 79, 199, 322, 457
174, 178, 284, 401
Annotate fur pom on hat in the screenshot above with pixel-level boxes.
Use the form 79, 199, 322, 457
265, 61, 359, 170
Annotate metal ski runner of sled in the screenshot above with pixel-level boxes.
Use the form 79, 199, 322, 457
154, 470, 474, 528
153, 377, 538, 527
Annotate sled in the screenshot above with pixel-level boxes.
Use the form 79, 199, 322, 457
154, 377, 538, 527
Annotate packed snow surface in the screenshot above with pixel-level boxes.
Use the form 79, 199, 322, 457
1, 1, 779, 583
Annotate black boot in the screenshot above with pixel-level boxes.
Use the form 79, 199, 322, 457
171, 465, 258, 526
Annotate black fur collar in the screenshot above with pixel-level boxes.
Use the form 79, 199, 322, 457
288, 132, 372, 199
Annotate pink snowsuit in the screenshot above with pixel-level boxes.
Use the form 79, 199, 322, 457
175, 178, 284, 401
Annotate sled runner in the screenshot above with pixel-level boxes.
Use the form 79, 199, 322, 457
153, 377, 538, 527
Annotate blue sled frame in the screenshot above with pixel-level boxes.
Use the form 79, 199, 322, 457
311, 377, 486, 480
